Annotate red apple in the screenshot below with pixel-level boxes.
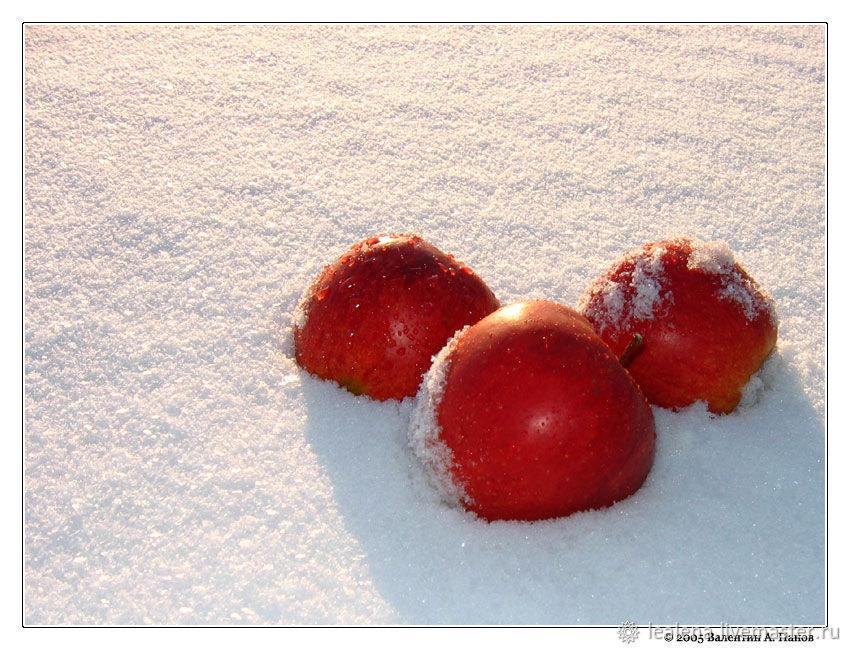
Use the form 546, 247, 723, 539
409, 300, 656, 522
293, 234, 500, 401
578, 237, 778, 414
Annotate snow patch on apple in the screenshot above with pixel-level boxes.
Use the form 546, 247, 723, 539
408, 325, 473, 509
579, 237, 777, 333
716, 280, 763, 322
585, 278, 626, 330
686, 238, 737, 274
577, 243, 673, 332
687, 238, 777, 324
630, 244, 670, 320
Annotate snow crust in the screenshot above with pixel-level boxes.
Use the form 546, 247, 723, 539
24, 25, 824, 625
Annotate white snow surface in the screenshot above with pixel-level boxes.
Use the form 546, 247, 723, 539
24, 25, 824, 625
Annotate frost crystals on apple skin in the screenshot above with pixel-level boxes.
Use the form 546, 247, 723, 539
408, 325, 473, 509
686, 238, 737, 274
629, 244, 669, 320
578, 237, 777, 331
686, 238, 778, 325
577, 243, 672, 333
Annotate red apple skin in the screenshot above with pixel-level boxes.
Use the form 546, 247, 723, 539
578, 238, 778, 414
428, 300, 656, 522
294, 234, 500, 401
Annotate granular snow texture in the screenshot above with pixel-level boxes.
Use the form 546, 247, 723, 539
24, 24, 825, 625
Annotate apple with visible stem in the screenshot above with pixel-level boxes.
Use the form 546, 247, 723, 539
578, 237, 778, 414
409, 300, 656, 522
293, 234, 500, 401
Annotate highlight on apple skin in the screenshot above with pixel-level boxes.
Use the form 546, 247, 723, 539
293, 234, 500, 401
578, 237, 778, 414
409, 300, 656, 522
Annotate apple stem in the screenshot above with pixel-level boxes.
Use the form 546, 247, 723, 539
619, 333, 643, 368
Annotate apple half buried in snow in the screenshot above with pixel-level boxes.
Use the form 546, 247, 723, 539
578, 237, 778, 414
293, 234, 500, 401
409, 300, 656, 522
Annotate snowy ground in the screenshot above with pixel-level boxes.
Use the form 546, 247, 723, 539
24, 24, 824, 625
